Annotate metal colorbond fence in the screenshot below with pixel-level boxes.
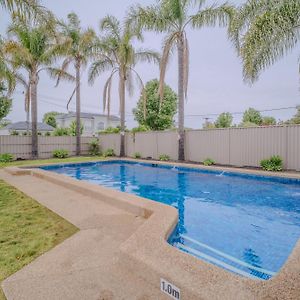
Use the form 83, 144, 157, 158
99, 125, 300, 171
0, 136, 94, 159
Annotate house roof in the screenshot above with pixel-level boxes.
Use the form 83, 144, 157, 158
4, 122, 54, 131
55, 112, 120, 121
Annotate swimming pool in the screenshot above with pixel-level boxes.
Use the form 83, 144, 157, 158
41, 160, 300, 280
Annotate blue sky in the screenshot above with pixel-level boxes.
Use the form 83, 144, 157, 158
1, 0, 299, 128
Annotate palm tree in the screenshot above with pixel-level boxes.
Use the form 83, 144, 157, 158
0, 38, 16, 95
88, 15, 160, 157
230, 0, 300, 83
4, 19, 73, 158
56, 13, 96, 155
1, 0, 52, 25
129, 0, 233, 160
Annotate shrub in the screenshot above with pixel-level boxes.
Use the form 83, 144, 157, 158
133, 152, 141, 159
100, 126, 121, 134
159, 154, 170, 161
103, 148, 115, 157
131, 125, 150, 133
45, 131, 51, 136
53, 127, 69, 136
10, 130, 19, 135
203, 158, 215, 166
88, 138, 101, 156
0, 153, 14, 163
260, 155, 283, 172
69, 120, 84, 136
52, 149, 69, 159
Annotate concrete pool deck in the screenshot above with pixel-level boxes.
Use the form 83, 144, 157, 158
1, 159, 300, 299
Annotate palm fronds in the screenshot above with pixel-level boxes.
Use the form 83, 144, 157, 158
231, 0, 300, 82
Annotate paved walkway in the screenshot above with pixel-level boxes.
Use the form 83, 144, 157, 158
0, 170, 169, 300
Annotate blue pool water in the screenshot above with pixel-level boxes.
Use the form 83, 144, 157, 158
41, 160, 300, 280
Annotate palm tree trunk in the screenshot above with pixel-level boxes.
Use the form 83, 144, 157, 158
26, 108, 30, 135
177, 35, 185, 161
30, 69, 38, 159
119, 72, 126, 157
75, 60, 81, 156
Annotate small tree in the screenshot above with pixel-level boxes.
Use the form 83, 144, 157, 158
133, 79, 177, 130
214, 112, 233, 128
286, 106, 300, 125
261, 116, 276, 126
242, 108, 262, 125
69, 120, 83, 136
43, 111, 60, 128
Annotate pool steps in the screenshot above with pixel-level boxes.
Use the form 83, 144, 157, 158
175, 235, 275, 280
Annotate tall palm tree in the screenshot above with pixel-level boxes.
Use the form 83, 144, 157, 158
230, 0, 300, 83
1, 37, 31, 133
129, 0, 233, 160
4, 19, 73, 158
88, 15, 159, 157
56, 13, 96, 155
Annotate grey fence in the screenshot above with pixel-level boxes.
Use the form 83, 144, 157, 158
99, 125, 300, 171
0, 136, 94, 159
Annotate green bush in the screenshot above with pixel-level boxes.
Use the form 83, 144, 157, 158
10, 130, 19, 136
203, 158, 215, 166
52, 149, 69, 159
69, 120, 84, 136
131, 125, 150, 133
53, 127, 69, 136
100, 126, 121, 134
260, 155, 283, 172
0, 153, 14, 163
159, 154, 170, 161
133, 152, 141, 159
45, 131, 51, 136
88, 138, 101, 156
103, 148, 115, 157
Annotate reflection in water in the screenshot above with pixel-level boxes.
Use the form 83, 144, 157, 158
120, 165, 126, 192
243, 248, 262, 268
75, 168, 81, 179
177, 172, 186, 235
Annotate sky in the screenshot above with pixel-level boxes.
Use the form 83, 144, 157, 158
0, 0, 299, 129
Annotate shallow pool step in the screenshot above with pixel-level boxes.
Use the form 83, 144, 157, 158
175, 235, 275, 280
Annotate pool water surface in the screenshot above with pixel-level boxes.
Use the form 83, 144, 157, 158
41, 160, 300, 280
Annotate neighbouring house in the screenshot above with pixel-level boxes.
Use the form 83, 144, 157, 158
55, 112, 120, 136
0, 121, 54, 136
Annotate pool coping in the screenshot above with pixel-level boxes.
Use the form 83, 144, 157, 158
4, 158, 300, 299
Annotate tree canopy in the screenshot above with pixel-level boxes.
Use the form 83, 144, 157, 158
215, 112, 233, 128
242, 107, 262, 125
286, 106, 300, 125
133, 79, 177, 130
43, 111, 60, 128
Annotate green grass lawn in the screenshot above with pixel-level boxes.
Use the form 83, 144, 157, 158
0, 155, 105, 169
0, 158, 93, 299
